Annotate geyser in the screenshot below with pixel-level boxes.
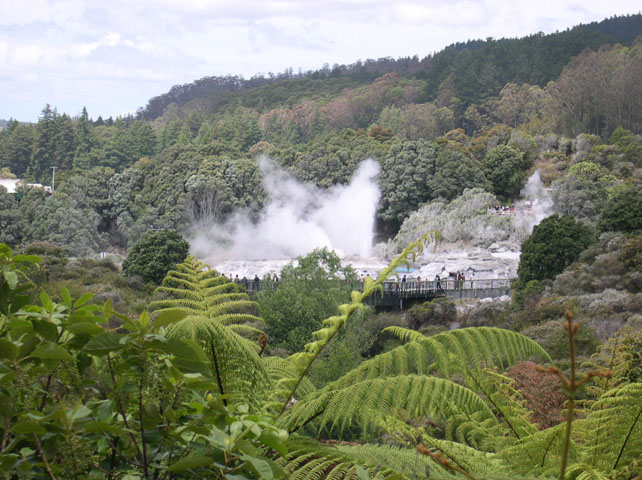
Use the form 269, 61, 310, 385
190, 156, 381, 260
510, 169, 554, 241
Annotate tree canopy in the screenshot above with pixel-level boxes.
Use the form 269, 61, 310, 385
517, 214, 594, 287
122, 229, 189, 284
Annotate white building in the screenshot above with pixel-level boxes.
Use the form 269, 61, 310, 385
0, 178, 52, 194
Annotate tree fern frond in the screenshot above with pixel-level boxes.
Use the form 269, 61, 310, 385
577, 382, 642, 473
334, 443, 454, 480
564, 463, 610, 480
454, 369, 539, 451
384, 326, 427, 343
226, 323, 266, 338
263, 356, 317, 400
280, 375, 496, 436
149, 256, 270, 405
166, 315, 269, 402
270, 233, 440, 416
422, 436, 504, 477
279, 437, 412, 479
324, 327, 551, 393
496, 423, 569, 477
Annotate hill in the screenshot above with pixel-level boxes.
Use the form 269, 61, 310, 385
140, 14, 642, 120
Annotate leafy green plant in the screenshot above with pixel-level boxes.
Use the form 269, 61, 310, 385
122, 230, 189, 284
257, 247, 357, 352
0, 245, 286, 479
2, 235, 642, 479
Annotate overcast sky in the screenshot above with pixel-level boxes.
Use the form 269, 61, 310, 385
1, 0, 640, 122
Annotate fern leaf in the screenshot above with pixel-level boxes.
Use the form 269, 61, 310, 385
280, 375, 496, 436
149, 256, 270, 404
323, 327, 551, 393
576, 382, 642, 474
279, 437, 411, 479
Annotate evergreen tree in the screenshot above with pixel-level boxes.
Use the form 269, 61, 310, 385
53, 113, 75, 170
30, 105, 58, 182
2, 123, 34, 177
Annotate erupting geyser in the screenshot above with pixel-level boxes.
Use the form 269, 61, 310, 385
190, 157, 381, 261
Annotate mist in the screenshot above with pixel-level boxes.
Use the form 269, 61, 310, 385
190, 156, 381, 261
512, 169, 554, 239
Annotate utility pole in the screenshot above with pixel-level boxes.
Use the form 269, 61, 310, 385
51, 166, 56, 195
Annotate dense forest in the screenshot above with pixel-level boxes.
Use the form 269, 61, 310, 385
0, 13, 641, 479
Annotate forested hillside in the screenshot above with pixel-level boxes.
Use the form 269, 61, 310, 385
139, 14, 642, 120
0, 15, 641, 254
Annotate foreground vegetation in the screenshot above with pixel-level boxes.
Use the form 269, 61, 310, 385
0, 236, 640, 479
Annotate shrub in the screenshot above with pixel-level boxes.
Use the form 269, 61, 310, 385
598, 185, 642, 234
505, 361, 566, 429
620, 235, 642, 272
407, 297, 456, 329
516, 214, 593, 288
122, 229, 189, 284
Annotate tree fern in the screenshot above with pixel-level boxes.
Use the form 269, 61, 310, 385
270, 233, 439, 416
280, 375, 496, 436
576, 382, 642, 474
279, 437, 410, 479
149, 255, 269, 404
321, 327, 551, 393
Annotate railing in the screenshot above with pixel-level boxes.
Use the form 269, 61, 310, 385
235, 278, 513, 294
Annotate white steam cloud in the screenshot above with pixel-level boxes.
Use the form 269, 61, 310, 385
190, 156, 381, 261
512, 169, 554, 239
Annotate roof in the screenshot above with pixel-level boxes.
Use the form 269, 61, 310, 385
0, 179, 51, 194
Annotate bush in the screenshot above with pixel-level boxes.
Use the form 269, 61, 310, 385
505, 361, 566, 429
620, 235, 642, 272
598, 185, 642, 234
516, 214, 593, 288
122, 230, 189, 284
407, 297, 456, 329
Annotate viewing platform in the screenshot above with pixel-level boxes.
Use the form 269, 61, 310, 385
244, 278, 513, 311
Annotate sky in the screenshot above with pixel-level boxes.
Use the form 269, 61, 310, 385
1, 0, 640, 122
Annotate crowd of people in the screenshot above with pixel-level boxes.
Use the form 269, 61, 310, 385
220, 273, 278, 291
488, 201, 534, 216
374, 269, 476, 294
221, 269, 482, 294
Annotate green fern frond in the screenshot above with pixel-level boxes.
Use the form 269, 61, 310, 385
226, 323, 266, 338
263, 356, 317, 400
453, 369, 539, 451
323, 327, 551, 393
496, 423, 569, 477
280, 375, 496, 436
564, 463, 610, 480
422, 436, 504, 477
334, 443, 453, 480
577, 382, 642, 474
272, 233, 439, 416
279, 437, 411, 479
149, 256, 269, 404
383, 326, 427, 343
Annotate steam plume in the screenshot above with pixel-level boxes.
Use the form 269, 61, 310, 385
512, 169, 554, 238
190, 156, 380, 261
